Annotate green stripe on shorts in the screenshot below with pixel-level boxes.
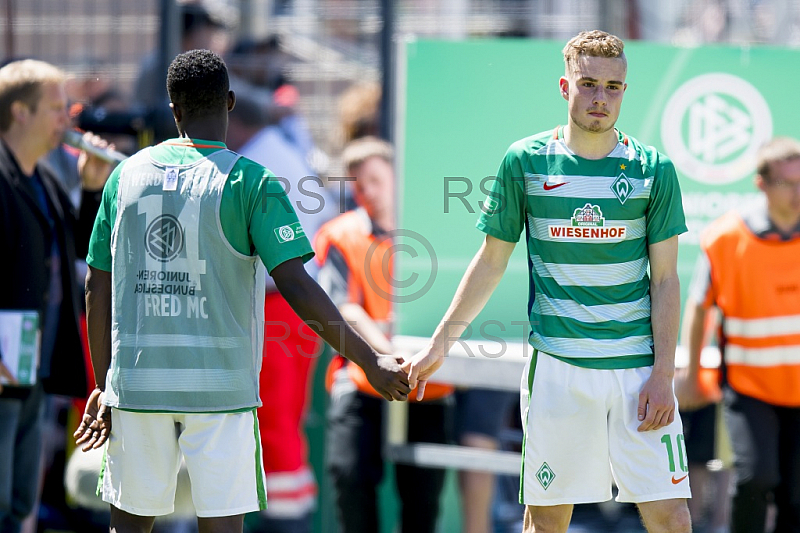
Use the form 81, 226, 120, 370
519, 348, 539, 504
252, 409, 268, 510
96, 447, 107, 497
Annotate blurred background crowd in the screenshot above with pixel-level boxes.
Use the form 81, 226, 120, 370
5, 0, 800, 168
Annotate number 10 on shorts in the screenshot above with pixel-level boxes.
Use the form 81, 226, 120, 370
660, 433, 688, 473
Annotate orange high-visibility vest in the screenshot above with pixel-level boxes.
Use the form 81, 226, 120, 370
701, 211, 800, 406
314, 210, 452, 401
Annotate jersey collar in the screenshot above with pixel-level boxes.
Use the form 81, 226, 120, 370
553, 125, 629, 146
161, 138, 227, 149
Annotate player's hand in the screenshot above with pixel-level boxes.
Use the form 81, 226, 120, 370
674, 368, 722, 411
637, 370, 676, 432
362, 354, 411, 402
0, 360, 17, 394
74, 387, 112, 451
77, 132, 114, 191
401, 348, 445, 401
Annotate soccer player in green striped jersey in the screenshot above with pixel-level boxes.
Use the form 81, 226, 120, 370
404, 30, 692, 533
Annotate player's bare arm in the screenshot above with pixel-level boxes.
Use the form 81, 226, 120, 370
272, 258, 411, 401
339, 302, 393, 355
404, 234, 516, 399
75, 266, 113, 451
638, 236, 681, 431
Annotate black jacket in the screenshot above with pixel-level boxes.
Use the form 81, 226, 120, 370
0, 140, 101, 398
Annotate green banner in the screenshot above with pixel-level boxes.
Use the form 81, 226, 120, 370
396, 39, 798, 340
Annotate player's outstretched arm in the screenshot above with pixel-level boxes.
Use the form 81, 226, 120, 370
404, 234, 516, 400
272, 258, 411, 401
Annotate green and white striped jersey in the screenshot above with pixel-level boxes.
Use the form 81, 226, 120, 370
477, 127, 687, 369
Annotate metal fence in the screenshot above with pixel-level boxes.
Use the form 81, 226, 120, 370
2, 0, 799, 155
0, 0, 159, 93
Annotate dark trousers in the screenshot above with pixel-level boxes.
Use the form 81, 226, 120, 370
724, 387, 800, 533
0, 384, 45, 533
326, 386, 448, 533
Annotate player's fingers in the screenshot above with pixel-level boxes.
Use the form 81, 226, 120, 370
397, 375, 411, 394
415, 380, 428, 401
406, 362, 419, 391
649, 410, 666, 430
641, 406, 670, 431
379, 389, 394, 402
637, 392, 647, 422
75, 418, 94, 443
79, 430, 96, 451
93, 429, 109, 449
389, 381, 409, 401
75, 430, 90, 446
637, 404, 657, 431
73, 422, 87, 439
666, 408, 675, 427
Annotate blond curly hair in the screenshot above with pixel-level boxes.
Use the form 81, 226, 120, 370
562, 30, 625, 76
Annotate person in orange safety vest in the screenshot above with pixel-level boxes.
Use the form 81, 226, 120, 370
676, 137, 800, 533
314, 137, 452, 533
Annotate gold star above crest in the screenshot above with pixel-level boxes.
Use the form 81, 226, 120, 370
620, 164, 627, 170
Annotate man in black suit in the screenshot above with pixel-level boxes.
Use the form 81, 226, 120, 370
0, 58, 113, 533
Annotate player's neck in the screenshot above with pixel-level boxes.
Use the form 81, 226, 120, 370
176, 117, 228, 144
563, 123, 619, 160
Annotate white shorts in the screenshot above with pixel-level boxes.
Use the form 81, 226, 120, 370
100, 409, 268, 517
519, 351, 692, 505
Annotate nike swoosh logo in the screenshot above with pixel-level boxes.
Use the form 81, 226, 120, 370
543, 182, 568, 191
671, 475, 688, 485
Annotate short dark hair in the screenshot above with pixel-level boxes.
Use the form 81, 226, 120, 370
167, 49, 229, 119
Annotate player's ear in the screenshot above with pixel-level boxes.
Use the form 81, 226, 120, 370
227, 90, 235, 112
169, 102, 181, 123
559, 77, 569, 101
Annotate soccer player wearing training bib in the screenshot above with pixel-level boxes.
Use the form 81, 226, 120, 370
404, 31, 692, 533
74, 49, 411, 533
